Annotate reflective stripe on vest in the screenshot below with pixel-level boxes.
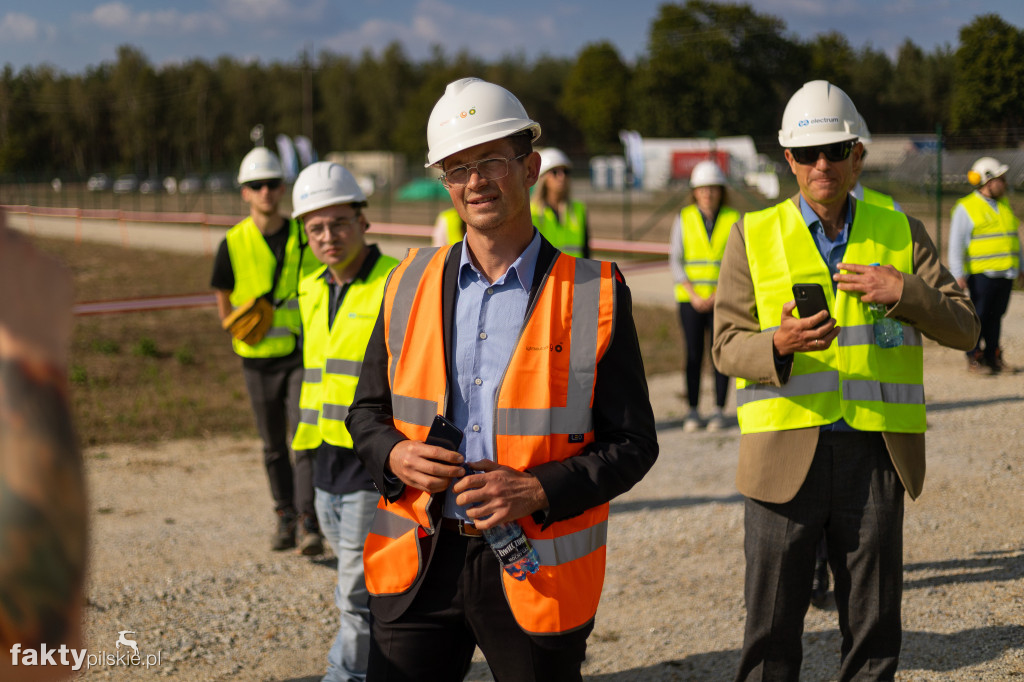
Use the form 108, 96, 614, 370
674, 204, 740, 302
225, 217, 318, 358
861, 186, 897, 210
955, 192, 1021, 274
440, 207, 464, 245
291, 255, 398, 451
365, 246, 616, 634
736, 199, 925, 434
532, 201, 587, 257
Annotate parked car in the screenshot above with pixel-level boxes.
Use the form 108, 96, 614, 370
178, 175, 203, 194
113, 174, 139, 193
87, 173, 111, 191
205, 173, 235, 192
139, 177, 165, 194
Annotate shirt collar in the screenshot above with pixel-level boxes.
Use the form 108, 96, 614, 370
319, 244, 381, 286
458, 229, 541, 291
798, 195, 853, 238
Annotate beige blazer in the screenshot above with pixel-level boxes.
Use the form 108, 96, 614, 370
712, 196, 980, 503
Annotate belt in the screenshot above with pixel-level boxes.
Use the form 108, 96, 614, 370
440, 517, 483, 537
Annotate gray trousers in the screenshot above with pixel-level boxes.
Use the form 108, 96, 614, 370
242, 364, 314, 518
736, 431, 905, 682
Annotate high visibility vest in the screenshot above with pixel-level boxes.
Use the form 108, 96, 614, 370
531, 201, 587, 257
225, 217, 317, 358
292, 254, 399, 451
735, 200, 925, 435
954, 192, 1021, 274
439, 208, 465, 245
674, 204, 740, 302
861, 186, 897, 210
364, 246, 616, 635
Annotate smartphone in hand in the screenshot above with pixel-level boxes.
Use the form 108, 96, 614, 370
426, 414, 464, 451
792, 283, 831, 325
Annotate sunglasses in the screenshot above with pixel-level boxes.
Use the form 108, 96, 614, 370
789, 141, 855, 165
245, 179, 282, 191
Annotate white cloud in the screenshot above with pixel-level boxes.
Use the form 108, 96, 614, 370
82, 2, 226, 35
217, 0, 328, 24
0, 12, 43, 41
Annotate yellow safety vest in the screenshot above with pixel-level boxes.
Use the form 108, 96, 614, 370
364, 246, 616, 635
292, 253, 398, 450
861, 186, 896, 210
736, 200, 925, 434
674, 204, 740, 302
438, 207, 465, 245
531, 201, 587, 257
954, 192, 1021, 274
225, 217, 318, 358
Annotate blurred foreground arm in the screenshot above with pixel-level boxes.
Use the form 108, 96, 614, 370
0, 213, 87, 680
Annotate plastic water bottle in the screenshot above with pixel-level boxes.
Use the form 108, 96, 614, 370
481, 521, 541, 581
868, 263, 903, 348
870, 302, 903, 348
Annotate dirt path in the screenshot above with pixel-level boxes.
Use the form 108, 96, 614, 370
76, 294, 1024, 681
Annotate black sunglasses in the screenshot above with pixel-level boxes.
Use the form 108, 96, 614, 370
789, 140, 855, 165
245, 179, 282, 191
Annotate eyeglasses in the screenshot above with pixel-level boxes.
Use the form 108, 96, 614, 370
305, 216, 360, 238
440, 154, 528, 188
789, 141, 855, 165
245, 179, 282, 191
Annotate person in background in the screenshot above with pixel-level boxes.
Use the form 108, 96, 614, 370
713, 79, 979, 680
669, 159, 739, 433
0, 209, 88, 681
948, 156, 1024, 374
346, 77, 658, 682
210, 147, 324, 554
290, 161, 399, 682
530, 147, 590, 258
431, 205, 465, 246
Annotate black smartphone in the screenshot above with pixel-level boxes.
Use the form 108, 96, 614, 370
792, 283, 831, 323
425, 414, 464, 451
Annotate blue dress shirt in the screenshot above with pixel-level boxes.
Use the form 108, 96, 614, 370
444, 232, 542, 520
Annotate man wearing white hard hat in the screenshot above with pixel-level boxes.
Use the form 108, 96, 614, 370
712, 80, 979, 680
211, 146, 325, 555
346, 77, 658, 681
669, 159, 738, 433
530, 147, 590, 257
290, 161, 398, 682
948, 157, 1024, 374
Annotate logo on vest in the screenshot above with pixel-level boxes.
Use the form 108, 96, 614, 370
525, 343, 563, 352
568, 433, 584, 443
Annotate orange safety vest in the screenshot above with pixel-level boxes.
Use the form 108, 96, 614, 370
363, 245, 616, 635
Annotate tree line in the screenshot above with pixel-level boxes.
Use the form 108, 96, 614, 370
0, 1, 1021, 180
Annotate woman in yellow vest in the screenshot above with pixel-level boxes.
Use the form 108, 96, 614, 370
530, 147, 590, 257
669, 160, 739, 432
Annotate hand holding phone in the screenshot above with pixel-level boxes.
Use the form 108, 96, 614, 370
387, 415, 465, 493
771, 283, 841, 356
792, 283, 831, 323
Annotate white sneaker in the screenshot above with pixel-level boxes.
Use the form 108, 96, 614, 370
706, 413, 727, 432
682, 413, 701, 432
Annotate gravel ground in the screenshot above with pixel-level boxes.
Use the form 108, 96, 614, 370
77, 295, 1024, 681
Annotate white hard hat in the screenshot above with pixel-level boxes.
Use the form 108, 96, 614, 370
968, 157, 1009, 186
690, 160, 727, 188
538, 148, 572, 177
425, 77, 541, 167
853, 113, 873, 145
291, 161, 366, 219
238, 147, 284, 184
778, 80, 860, 148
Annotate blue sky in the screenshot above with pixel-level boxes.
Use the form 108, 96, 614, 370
1, 0, 1021, 73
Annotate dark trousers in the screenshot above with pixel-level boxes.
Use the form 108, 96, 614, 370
966, 274, 1013, 365
736, 432, 905, 682
242, 364, 314, 517
368, 529, 592, 682
677, 301, 729, 409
